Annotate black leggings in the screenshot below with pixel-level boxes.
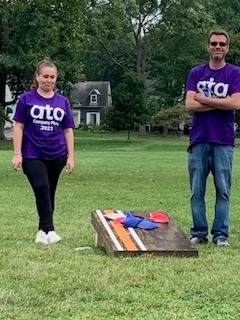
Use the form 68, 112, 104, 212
22, 156, 67, 232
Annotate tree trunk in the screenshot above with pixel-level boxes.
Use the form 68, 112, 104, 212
0, 2, 10, 140
0, 73, 7, 140
127, 129, 131, 141
162, 126, 169, 138
173, 126, 180, 137
0, 123, 5, 140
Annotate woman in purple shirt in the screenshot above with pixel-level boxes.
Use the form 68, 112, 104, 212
12, 57, 75, 245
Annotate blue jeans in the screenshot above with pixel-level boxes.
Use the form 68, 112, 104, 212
188, 143, 233, 242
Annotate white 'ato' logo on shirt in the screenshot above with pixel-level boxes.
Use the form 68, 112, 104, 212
30, 104, 65, 121
197, 77, 229, 97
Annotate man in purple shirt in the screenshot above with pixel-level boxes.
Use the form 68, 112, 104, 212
185, 28, 240, 246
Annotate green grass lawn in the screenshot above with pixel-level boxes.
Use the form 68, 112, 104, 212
1, 130, 240, 319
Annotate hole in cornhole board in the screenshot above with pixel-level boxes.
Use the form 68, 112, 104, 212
91, 210, 198, 257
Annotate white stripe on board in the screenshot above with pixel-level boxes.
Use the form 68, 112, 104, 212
116, 210, 147, 251
96, 210, 124, 251
128, 228, 147, 251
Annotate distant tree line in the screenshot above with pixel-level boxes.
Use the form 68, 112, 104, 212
1, 0, 240, 138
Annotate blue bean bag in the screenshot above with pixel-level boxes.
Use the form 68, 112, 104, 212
121, 212, 158, 230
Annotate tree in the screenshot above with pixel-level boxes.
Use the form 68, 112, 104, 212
105, 71, 149, 140
147, 0, 215, 109
83, 0, 218, 132
84, 0, 163, 82
154, 104, 188, 137
0, 0, 87, 139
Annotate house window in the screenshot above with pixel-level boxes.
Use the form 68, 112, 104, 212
90, 113, 97, 124
86, 112, 100, 125
90, 94, 98, 104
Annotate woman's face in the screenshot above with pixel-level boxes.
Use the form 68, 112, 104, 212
36, 66, 57, 92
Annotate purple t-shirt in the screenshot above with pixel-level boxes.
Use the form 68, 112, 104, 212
13, 89, 75, 159
185, 62, 240, 146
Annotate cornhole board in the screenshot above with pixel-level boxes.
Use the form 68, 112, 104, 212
91, 210, 198, 257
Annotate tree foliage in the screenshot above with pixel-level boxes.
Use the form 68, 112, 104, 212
83, 0, 164, 83
105, 71, 149, 139
0, 0, 87, 138
146, 0, 215, 109
154, 103, 188, 137
2, 0, 240, 139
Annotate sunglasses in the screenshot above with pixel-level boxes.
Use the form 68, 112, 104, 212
209, 41, 227, 47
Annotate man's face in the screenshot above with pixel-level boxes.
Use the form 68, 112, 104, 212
207, 34, 229, 61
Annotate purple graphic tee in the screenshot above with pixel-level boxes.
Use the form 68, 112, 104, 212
13, 89, 75, 159
185, 62, 240, 146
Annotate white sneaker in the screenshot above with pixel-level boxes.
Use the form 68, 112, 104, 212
35, 230, 48, 244
47, 231, 62, 244
216, 238, 229, 247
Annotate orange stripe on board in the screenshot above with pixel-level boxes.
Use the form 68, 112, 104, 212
110, 221, 138, 251
103, 209, 116, 214
103, 209, 138, 251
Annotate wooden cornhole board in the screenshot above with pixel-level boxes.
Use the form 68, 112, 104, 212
91, 210, 198, 257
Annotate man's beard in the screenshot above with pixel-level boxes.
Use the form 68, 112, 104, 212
212, 52, 225, 60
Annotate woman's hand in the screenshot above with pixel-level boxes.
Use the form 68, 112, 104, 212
66, 157, 74, 174
12, 154, 22, 171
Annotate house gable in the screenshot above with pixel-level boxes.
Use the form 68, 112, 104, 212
89, 89, 101, 105
71, 81, 112, 108
70, 81, 112, 126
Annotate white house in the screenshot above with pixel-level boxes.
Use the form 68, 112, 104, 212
4, 85, 16, 128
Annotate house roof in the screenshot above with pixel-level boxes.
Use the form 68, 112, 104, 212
71, 81, 111, 107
